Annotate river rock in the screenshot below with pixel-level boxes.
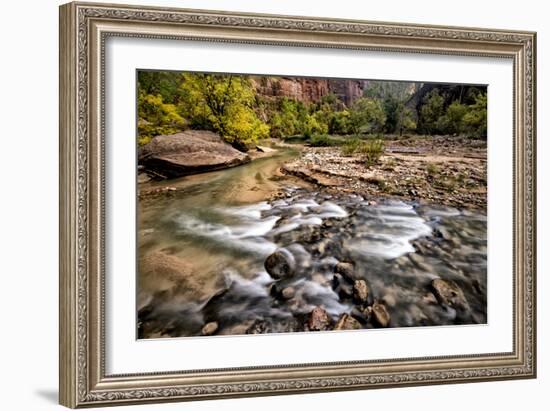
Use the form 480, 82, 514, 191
334, 262, 356, 282
353, 280, 369, 304
422, 292, 439, 305
331, 273, 345, 290
201, 321, 218, 336
408, 252, 433, 272
139, 251, 196, 295
138, 130, 251, 179
431, 278, 467, 308
308, 307, 331, 331
264, 249, 296, 279
334, 313, 362, 330
281, 287, 296, 300
246, 320, 271, 334
332, 274, 353, 299
372, 302, 391, 328
137, 172, 151, 183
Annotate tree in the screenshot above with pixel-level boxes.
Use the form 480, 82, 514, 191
419, 89, 445, 134
328, 110, 352, 135
137, 92, 186, 146
137, 71, 184, 103
301, 112, 329, 138
395, 105, 417, 136
349, 97, 386, 134
269, 98, 300, 138
178, 74, 269, 150
462, 92, 487, 138
437, 101, 468, 135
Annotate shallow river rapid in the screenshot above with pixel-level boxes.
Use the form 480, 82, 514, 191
138, 152, 487, 338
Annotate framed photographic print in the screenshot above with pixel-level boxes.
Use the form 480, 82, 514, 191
59, 1, 537, 408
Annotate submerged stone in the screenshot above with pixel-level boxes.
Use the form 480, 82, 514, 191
264, 249, 296, 279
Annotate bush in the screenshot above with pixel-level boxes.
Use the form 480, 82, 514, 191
309, 134, 341, 147
328, 110, 352, 135
358, 139, 385, 167
426, 162, 440, 176
340, 138, 363, 156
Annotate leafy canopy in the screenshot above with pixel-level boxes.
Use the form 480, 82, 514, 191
178, 74, 269, 149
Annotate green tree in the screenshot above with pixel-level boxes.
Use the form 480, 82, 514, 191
269, 98, 300, 138
178, 73, 269, 150
462, 92, 487, 138
437, 101, 468, 135
395, 105, 417, 136
137, 92, 186, 146
419, 89, 445, 134
301, 112, 329, 138
328, 110, 352, 135
138, 71, 184, 103
349, 98, 386, 134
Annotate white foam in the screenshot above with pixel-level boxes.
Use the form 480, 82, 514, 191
216, 201, 272, 219
348, 201, 432, 259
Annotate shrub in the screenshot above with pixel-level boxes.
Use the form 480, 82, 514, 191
328, 110, 352, 135
341, 138, 363, 156
358, 139, 385, 167
309, 134, 340, 147
426, 162, 440, 176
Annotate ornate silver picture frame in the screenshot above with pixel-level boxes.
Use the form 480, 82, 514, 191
59, 1, 536, 408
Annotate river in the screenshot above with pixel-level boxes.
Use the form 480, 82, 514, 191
137, 149, 487, 338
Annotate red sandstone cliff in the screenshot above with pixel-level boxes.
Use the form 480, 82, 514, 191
251, 76, 368, 106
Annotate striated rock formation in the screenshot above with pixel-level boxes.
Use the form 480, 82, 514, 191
251, 76, 368, 106
328, 79, 367, 106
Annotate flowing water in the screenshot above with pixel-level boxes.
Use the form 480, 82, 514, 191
137, 150, 487, 338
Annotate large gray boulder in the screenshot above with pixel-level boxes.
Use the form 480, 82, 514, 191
138, 130, 251, 179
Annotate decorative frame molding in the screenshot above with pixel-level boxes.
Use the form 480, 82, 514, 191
59, 2, 536, 408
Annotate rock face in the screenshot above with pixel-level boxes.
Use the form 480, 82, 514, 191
251, 77, 368, 106
264, 249, 296, 279
138, 130, 251, 179
308, 307, 331, 331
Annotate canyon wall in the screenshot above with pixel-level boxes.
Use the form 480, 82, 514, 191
251, 76, 368, 106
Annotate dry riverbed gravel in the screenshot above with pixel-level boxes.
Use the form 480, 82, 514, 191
279, 136, 487, 210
